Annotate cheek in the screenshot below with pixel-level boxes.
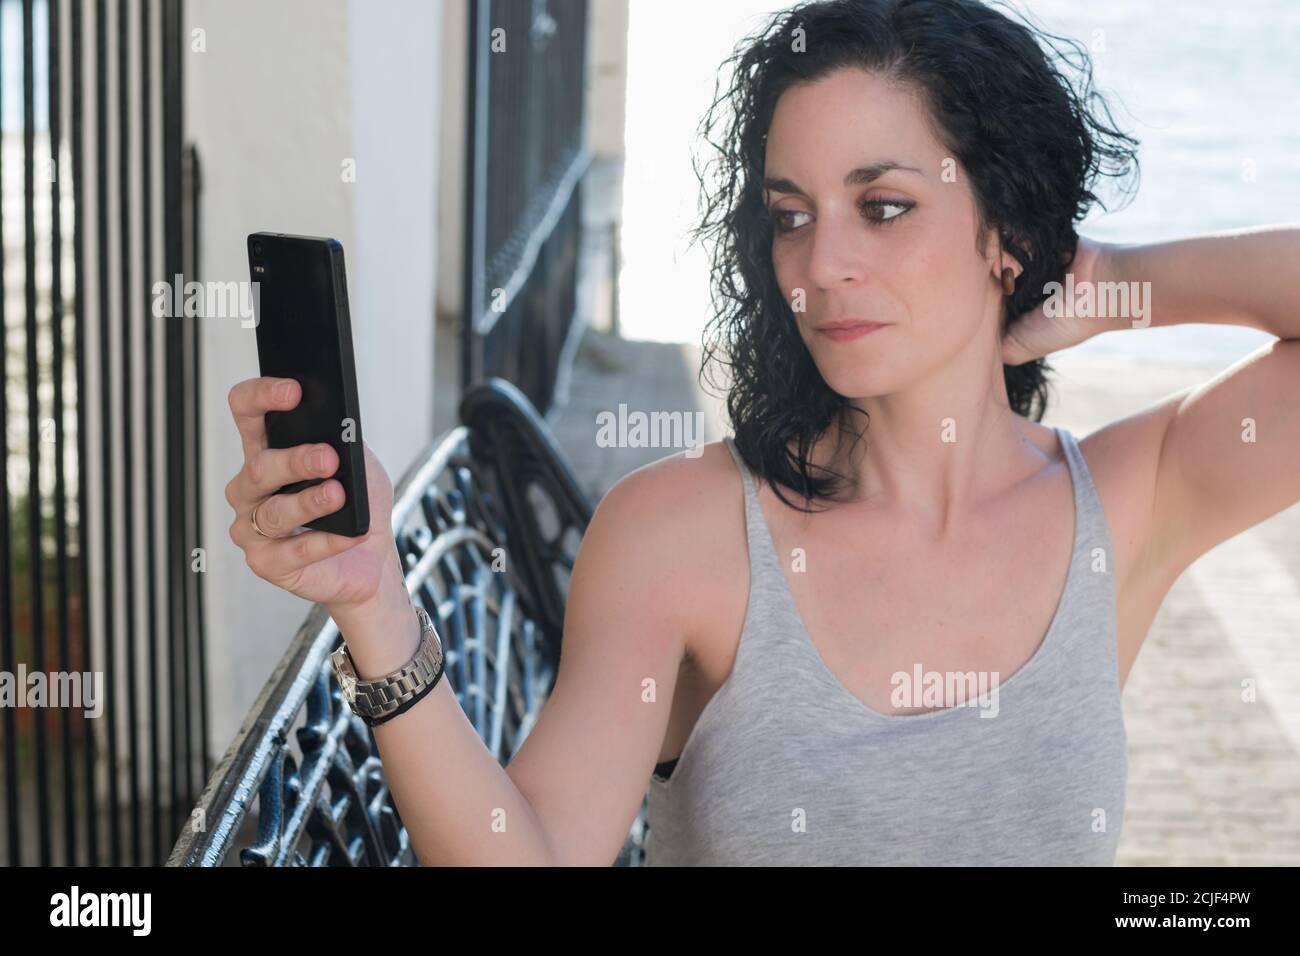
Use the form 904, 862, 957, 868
899, 243, 985, 334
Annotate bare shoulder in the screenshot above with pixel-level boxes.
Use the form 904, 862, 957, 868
598, 439, 743, 519
586, 440, 749, 653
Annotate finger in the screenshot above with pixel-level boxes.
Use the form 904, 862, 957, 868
228, 442, 339, 509
244, 478, 346, 541
227, 377, 301, 461
247, 526, 369, 583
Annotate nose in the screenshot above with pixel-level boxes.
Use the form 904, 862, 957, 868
805, 207, 867, 291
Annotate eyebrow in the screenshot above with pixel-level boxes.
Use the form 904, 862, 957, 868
762, 160, 924, 197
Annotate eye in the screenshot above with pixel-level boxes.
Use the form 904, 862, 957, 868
860, 198, 913, 226
771, 208, 812, 233
768, 198, 914, 236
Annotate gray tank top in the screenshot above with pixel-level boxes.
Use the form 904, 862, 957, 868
643, 426, 1127, 865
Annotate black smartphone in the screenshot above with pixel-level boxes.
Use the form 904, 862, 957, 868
248, 232, 369, 537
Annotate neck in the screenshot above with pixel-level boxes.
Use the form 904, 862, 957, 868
812, 355, 1051, 535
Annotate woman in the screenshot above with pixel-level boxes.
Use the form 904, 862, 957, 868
224, 0, 1300, 865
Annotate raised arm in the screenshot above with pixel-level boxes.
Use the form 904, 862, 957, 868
226, 376, 703, 866
1003, 225, 1300, 583
1101, 226, 1300, 578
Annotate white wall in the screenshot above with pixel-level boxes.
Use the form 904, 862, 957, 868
346, 0, 440, 471
186, 0, 441, 756
435, 0, 467, 324
588, 0, 630, 161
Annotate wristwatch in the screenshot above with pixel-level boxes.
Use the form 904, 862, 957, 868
330, 603, 445, 727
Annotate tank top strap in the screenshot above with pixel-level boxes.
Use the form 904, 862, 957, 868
721, 436, 782, 577
722, 435, 759, 534
721, 435, 754, 494
720, 435, 799, 650
1052, 424, 1118, 634
647, 437, 809, 791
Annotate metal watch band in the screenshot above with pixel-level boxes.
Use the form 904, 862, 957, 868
330, 604, 444, 727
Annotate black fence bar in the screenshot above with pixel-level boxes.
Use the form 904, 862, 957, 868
93, 0, 120, 866
462, 0, 489, 405
49, 0, 77, 868
71, 0, 96, 868
141, 0, 160, 866
180, 141, 195, 820
160, 0, 184, 849
187, 142, 209, 790
116, 0, 140, 867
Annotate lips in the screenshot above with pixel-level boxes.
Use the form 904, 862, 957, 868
814, 320, 888, 342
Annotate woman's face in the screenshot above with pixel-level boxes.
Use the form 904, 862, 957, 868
763, 67, 1010, 400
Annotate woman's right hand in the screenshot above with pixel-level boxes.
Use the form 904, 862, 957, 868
225, 375, 399, 610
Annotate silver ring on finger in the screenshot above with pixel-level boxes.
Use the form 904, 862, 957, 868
250, 502, 275, 538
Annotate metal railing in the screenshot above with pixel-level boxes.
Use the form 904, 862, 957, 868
462, 0, 590, 418
167, 379, 648, 866
0, 0, 206, 867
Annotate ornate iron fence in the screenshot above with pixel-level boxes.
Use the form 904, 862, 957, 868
167, 379, 649, 866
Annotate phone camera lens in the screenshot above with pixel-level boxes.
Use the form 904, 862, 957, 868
252, 240, 264, 257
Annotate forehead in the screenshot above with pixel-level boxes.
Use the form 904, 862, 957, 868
764, 67, 940, 176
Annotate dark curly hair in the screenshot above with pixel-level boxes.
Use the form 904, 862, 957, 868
691, 0, 1140, 512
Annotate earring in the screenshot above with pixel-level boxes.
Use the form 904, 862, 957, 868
1000, 267, 1016, 296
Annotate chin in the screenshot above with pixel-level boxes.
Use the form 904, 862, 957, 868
808, 348, 896, 396
818, 367, 899, 402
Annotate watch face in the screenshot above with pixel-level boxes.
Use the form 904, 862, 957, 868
330, 649, 357, 702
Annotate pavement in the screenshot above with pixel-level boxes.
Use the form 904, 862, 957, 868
545, 325, 1300, 866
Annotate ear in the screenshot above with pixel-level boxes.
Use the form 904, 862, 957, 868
987, 226, 1025, 284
